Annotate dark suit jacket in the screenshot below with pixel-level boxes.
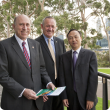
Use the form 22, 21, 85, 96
0, 35, 51, 110
35, 35, 66, 85
59, 48, 98, 110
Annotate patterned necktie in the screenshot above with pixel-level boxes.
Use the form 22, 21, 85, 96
73, 51, 77, 92
22, 41, 31, 69
48, 39, 57, 79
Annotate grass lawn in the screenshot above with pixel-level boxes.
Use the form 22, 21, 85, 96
96, 97, 110, 110
64, 97, 110, 110
98, 68, 110, 74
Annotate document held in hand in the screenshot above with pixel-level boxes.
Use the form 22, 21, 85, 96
36, 86, 66, 96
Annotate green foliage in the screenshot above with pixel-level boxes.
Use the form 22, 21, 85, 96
81, 22, 88, 31
104, 0, 110, 11
90, 29, 97, 35
67, 2, 74, 11
7, 16, 10, 22
93, 2, 102, 9
96, 51, 110, 67
64, 39, 71, 50
88, 32, 102, 50
33, 10, 49, 34
2, 2, 10, 10
54, 12, 75, 33
86, 0, 93, 4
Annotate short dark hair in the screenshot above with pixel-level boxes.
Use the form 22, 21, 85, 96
42, 16, 56, 26
67, 29, 81, 38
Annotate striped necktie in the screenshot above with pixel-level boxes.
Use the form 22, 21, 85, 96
22, 41, 31, 69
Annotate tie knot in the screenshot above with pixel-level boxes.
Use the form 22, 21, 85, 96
22, 42, 26, 46
48, 39, 51, 43
73, 51, 77, 54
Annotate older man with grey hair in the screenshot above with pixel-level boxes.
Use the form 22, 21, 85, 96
35, 16, 66, 110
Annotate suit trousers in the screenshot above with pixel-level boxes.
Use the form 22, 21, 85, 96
67, 91, 96, 110
72, 91, 83, 110
31, 101, 38, 110
43, 79, 64, 110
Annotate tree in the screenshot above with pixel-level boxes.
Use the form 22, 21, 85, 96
89, 0, 110, 63
0, 0, 42, 39
0, 0, 103, 52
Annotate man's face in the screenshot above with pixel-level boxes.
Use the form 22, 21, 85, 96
68, 30, 82, 50
41, 18, 56, 38
13, 15, 31, 41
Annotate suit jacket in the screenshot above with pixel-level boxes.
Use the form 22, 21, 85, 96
59, 48, 98, 110
35, 34, 66, 85
0, 35, 51, 110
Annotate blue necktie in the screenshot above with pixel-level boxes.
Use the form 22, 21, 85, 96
73, 51, 77, 92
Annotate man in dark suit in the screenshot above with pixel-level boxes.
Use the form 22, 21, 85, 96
0, 14, 55, 110
35, 16, 66, 110
59, 29, 98, 110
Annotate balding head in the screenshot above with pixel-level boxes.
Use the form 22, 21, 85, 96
12, 14, 31, 41
14, 14, 31, 25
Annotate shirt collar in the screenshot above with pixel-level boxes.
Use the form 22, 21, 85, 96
72, 46, 81, 54
15, 34, 28, 44
43, 34, 54, 41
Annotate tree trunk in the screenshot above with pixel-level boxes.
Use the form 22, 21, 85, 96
101, 16, 110, 63
7, 22, 10, 38
38, 0, 45, 11
84, 30, 88, 49
107, 36, 110, 63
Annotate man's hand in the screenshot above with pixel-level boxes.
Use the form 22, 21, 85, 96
63, 99, 69, 107
43, 95, 48, 102
47, 82, 56, 90
23, 89, 39, 100
86, 101, 94, 110
43, 83, 55, 102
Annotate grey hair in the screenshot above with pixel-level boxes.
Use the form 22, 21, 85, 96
42, 16, 56, 26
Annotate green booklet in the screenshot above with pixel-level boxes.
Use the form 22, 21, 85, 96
36, 86, 66, 96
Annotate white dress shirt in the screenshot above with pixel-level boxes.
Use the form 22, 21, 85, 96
15, 34, 30, 57
72, 46, 81, 59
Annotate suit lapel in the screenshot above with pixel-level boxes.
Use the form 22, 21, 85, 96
40, 35, 53, 61
11, 36, 30, 71
67, 50, 73, 76
75, 48, 85, 68
54, 37, 58, 63
28, 39, 35, 72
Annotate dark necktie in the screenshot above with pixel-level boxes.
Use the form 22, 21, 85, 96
22, 41, 31, 69
73, 51, 77, 92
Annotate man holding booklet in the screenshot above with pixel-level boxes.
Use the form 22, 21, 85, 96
0, 14, 55, 110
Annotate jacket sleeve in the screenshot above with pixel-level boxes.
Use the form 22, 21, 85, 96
86, 52, 98, 102
63, 40, 66, 53
38, 44, 52, 85
58, 55, 68, 100
0, 42, 24, 99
